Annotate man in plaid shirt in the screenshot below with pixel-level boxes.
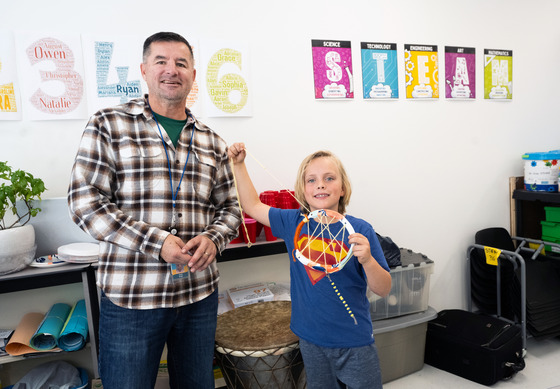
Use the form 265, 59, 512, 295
68, 32, 241, 389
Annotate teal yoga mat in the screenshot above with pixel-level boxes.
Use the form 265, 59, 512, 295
59, 300, 89, 351
30, 303, 71, 350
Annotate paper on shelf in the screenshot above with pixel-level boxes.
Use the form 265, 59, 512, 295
5, 312, 62, 356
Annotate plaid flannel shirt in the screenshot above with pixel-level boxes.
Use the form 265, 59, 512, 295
68, 96, 241, 309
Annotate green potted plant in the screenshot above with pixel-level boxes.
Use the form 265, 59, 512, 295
0, 161, 46, 274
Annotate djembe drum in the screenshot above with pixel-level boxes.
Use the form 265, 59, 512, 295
215, 301, 306, 388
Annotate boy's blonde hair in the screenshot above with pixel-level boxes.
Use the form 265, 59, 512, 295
294, 150, 352, 215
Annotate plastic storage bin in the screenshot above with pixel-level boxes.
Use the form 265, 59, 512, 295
373, 306, 437, 383
544, 206, 560, 223
369, 249, 434, 320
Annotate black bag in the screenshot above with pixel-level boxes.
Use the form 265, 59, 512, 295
376, 233, 401, 267
425, 309, 525, 386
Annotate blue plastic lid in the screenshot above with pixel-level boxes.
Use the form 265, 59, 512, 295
522, 151, 560, 160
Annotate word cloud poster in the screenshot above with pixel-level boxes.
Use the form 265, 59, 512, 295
201, 40, 252, 117
404, 44, 439, 99
0, 32, 22, 120
445, 46, 476, 99
15, 31, 88, 120
484, 49, 513, 100
361, 42, 398, 99
82, 35, 145, 115
311, 39, 354, 99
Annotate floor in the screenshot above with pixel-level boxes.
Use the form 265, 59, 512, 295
384, 336, 560, 389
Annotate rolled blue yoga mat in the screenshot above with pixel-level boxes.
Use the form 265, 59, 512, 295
58, 299, 89, 351
30, 303, 71, 351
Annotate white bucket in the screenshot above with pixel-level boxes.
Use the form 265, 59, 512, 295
522, 151, 560, 192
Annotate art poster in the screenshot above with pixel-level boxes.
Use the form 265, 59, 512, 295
311, 40, 354, 99
404, 44, 439, 99
200, 39, 252, 117
0, 31, 22, 120
445, 46, 475, 99
361, 42, 398, 99
484, 49, 513, 100
82, 35, 146, 115
15, 31, 88, 120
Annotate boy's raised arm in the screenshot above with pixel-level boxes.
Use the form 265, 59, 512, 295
228, 143, 272, 227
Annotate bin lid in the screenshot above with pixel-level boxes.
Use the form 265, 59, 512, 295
522, 151, 560, 160
373, 306, 437, 334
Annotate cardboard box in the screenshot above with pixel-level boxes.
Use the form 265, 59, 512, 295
227, 283, 274, 308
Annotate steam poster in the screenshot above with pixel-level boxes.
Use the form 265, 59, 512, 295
311, 40, 354, 99
361, 42, 398, 99
404, 44, 439, 99
484, 49, 513, 100
445, 46, 475, 99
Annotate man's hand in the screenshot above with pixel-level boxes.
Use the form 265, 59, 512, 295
182, 235, 217, 272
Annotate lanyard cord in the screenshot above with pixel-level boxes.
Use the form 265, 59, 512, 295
147, 100, 195, 209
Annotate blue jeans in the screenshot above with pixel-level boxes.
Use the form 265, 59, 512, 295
299, 338, 383, 389
98, 289, 218, 389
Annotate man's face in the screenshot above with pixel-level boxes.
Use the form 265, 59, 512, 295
140, 41, 196, 105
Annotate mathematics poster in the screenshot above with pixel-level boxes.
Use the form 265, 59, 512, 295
311, 39, 354, 99
15, 31, 88, 120
404, 44, 439, 99
0, 31, 22, 120
445, 46, 475, 99
200, 39, 252, 117
484, 49, 513, 100
361, 42, 398, 99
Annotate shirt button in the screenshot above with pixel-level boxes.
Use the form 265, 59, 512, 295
176, 160, 180, 164
178, 213, 182, 218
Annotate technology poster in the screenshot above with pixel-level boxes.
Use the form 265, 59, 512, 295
404, 44, 439, 99
445, 46, 475, 99
361, 42, 398, 99
311, 39, 354, 99
200, 39, 252, 117
82, 35, 146, 115
15, 31, 88, 120
484, 49, 513, 100
0, 31, 22, 120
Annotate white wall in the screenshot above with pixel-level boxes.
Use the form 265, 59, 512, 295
2, 0, 560, 311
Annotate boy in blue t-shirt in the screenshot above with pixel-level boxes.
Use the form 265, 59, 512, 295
228, 144, 392, 389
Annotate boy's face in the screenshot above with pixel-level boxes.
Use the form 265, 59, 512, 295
303, 157, 344, 213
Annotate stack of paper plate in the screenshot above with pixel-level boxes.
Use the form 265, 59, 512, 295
57, 243, 99, 263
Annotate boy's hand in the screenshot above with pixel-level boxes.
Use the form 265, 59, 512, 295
348, 233, 374, 265
228, 142, 246, 164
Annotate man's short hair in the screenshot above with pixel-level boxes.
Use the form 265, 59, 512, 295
142, 32, 194, 62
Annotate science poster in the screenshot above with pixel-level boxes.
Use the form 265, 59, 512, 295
404, 44, 439, 99
15, 31, 88, 120
0, 31, 22, 120
361, 42, 398, 99
484, 49, 513, 100
311, 39, 354, 99
82, 35, 145, 115
445, 46, 476, 99
200, 39, 252, 117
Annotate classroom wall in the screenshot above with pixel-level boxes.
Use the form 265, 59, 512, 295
2, 0, 559, 311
